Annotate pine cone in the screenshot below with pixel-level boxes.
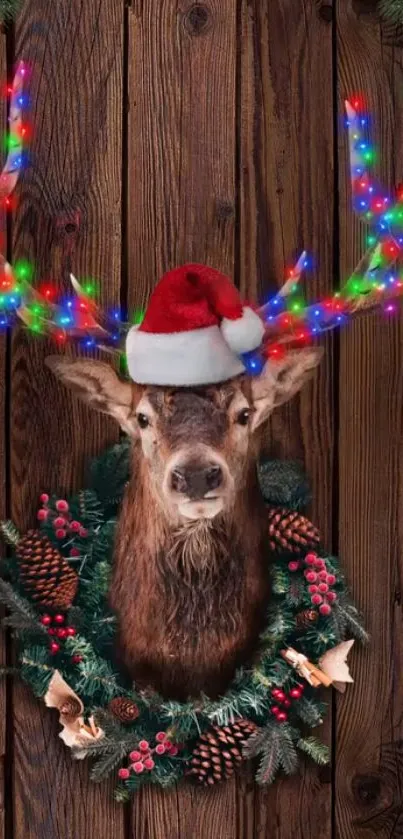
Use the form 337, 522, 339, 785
16, 530, 78, 610
295, 608, 319, 629
268, 507, 320, 555
187, 719, 257, 786
108, 697, 140, 723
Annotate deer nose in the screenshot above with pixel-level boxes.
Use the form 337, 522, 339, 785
171, 464, 223, 499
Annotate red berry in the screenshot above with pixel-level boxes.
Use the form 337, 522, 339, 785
275, 690, 286, 703
70, 547, 80, 557
168, 745, 178, 756
288, 561, 300, 572
118, 767, 130, 780
143, 757, 155, 770
289, 688, 302, 700
50, 641, 60, 654
54, 614, 65, 624
55, 529, 66, 540
271, 705, 280, 715
318, 570, 328, 581
71, 655, 83, 664
276, 711, 287, 723
129, 750, 141, 762
311, 594, 323, 606
318, 583, 329, 593
283, 698, 291, 708
56, 499, 69, 512
326, 574, 336, 585
70, 520, 81, 532
40, 615, 51, 626
139, 740, 149, 752
305, 571, 318, 583
155, 744, 166, 755
155, 732, 167, 743
308, 584, 318, 594
314, 557, 325, 569
37, 509, 48, 521
164, 740, 172, 750
48, 628, 56, 635
79, 527, 88, 538
319, 603, 332, 616
56, 628, 67, 638
40, 493, 49, 504
133, 762, 144, 774
66, 626, 76, 637
54, 516, 66, 528
305, 553, 317, 565
326, 591, 337, 603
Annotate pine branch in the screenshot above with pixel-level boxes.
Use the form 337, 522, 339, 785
245, 722, 298, 785
258, 460, 311, 510
114, 784, 131, 803
0, 579, 47, 637
332, 603, 369, 644
295, 695, 327, 727
297, 736, 330, 766
88, 439, 131, 507
379, 0, 403, 25
272, 565, 290, 595
0, 0, 21, 21
0, 520, 20, 546
20, 646, 54, 696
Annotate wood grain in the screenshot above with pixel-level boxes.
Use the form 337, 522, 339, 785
0, 28, 7, 839
337, 1, 403, 836
127, 0, 238, 835
239, 1, 334, 835
10, 2, 125, 838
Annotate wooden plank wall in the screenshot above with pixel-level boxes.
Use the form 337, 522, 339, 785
0, 0, 400, 836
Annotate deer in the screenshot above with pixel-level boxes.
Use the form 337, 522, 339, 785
45, 341, 322, 700
2, 82, 403, 699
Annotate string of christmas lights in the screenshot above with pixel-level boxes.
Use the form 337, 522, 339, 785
0, 92, 402, 369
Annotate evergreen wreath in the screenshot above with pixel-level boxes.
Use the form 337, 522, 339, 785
0, 441, 367, 800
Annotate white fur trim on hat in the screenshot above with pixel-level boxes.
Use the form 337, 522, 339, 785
220, 306, 265, 354
126, 324, 246, 386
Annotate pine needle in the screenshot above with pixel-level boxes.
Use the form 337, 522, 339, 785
0, 520, 20, 546
297, 736, 330, 766
0, 0, 21, 20
379, 0, 403, 25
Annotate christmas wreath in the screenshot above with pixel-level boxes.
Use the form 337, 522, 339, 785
0, 441, 366, 800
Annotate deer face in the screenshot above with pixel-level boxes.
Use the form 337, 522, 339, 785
46, 346, 322, 521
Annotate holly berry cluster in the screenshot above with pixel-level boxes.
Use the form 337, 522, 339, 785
270, 683, 305, 723
288, 551, 337, 617
37, 494, 88, 554
118, 732, 180, 780
40, 612, 81, 662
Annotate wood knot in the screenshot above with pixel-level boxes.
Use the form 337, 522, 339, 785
183, 4, 212, 36
216, 199, 234, 221
318, 4, 333, 22
55, 210, 81, 239
352, 773, 382, 806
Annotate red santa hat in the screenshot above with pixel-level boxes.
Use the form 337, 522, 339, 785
126, 264, 265, 386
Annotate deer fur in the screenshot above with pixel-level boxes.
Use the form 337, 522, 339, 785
46, 347, 322, 700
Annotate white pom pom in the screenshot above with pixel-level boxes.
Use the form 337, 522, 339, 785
221, 307, 264, 354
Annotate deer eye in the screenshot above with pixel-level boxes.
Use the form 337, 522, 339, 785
235, 408, 251, 426
136, 413, 150, 429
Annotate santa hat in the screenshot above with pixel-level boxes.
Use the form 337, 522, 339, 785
126, 264, 264, 386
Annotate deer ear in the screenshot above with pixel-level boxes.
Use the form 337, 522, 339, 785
45, 356, 139, 437
251, 347, 323, 430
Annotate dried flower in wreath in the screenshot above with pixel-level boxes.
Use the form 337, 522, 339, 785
44, 670, 104, 756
